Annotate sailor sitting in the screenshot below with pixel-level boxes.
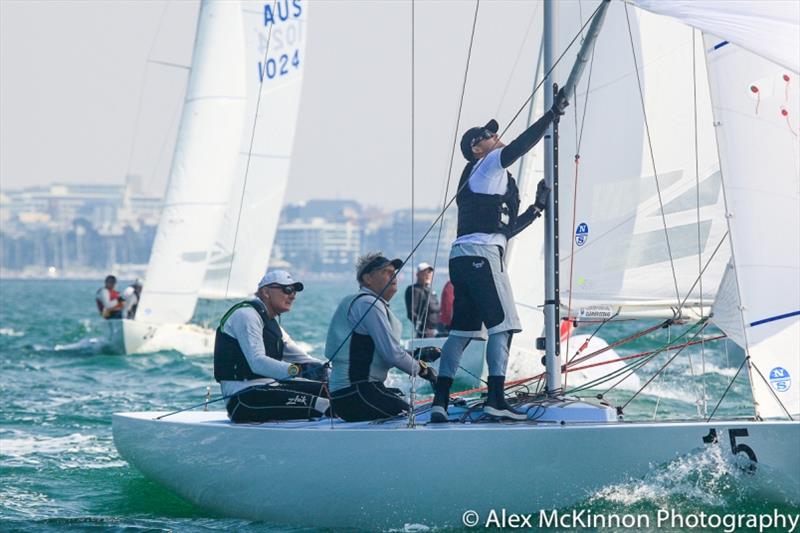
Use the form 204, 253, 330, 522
326, 253, 438, 422
214, 270, 330, 423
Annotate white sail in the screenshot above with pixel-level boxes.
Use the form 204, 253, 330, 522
703, 35, 800, 418
200, 0, 308, 299
552, 2, 728, 317
136, 0, 247, 324
631, 0, 800, 75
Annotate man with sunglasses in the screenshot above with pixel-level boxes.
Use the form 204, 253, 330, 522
429, 90, 569, 423
214, 270, 330, 423
325, 252, 438, 421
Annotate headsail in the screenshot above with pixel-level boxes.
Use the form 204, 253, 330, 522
631, 0, 800, 75
136, 0, 247, 324
552, 2, 728, 319
200, 0, 308, 299
703, 34, 800, 418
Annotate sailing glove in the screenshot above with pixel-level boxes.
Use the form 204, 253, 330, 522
418, 361, 438, 385
299, 361, 330, 381
414, 346, 442, 363
533, 179, 550, 211
552, 88, 569, 116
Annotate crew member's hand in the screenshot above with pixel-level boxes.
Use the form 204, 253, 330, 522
533, 179, 551, 211
552, 88, 569, 116
414, 346, 442, 363
418, 361, 438, 385
299, 361, 330, 381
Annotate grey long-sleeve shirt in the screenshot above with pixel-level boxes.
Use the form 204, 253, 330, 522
219, 306, 321, 397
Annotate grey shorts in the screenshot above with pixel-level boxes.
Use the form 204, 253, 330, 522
448, 243, 522, 338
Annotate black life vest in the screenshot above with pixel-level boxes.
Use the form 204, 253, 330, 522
213, 299, 284, 382
455, 159, 521, 238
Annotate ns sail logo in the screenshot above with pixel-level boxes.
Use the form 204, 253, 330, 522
769, 367, 791, 392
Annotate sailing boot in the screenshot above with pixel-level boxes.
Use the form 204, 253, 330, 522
429, 377, 453, 423
484, 375, 527, 421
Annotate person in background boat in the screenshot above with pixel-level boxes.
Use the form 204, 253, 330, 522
404, 262, 441, 338
430, 90, 569, 423
213, 270, 330, 423
120, 278, 144, 320
95, 275, 123, 320
325, 252, 439, 422
439, 280, 454, 334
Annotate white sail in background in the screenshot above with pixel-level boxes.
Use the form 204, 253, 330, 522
631, 0, 800, 75
136, 0, 247, 324
201, 0, 308, 299
552, 2, 728, 318
703, 35, 800, 418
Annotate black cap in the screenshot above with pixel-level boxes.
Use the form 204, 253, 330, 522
357, 256, 403, 282
459, 119, 499, 161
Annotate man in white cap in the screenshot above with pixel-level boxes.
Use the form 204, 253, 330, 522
404, 261, 441, 338
213, 269, 330, 423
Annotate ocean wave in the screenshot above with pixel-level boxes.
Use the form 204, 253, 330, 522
589, 444, 750, 508
0, 327, 24, 337
0, 431, 125, 470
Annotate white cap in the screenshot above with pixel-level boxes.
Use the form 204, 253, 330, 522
257, 270, 304, 291
416, 262, 433, 273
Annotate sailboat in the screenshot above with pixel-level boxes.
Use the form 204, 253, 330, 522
113, 1, 799, 528
109, 0, 308, 354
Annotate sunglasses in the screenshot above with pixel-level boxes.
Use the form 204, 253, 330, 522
267, 284, 298, 295
470, 129, 495, 148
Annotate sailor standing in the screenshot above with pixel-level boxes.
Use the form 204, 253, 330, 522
430, 91, 568, 423
326, 253, 438, 422
214, 270, 330, 423
95, 275, 123, 320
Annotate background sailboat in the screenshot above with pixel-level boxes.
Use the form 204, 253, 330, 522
112, 0, 308, 354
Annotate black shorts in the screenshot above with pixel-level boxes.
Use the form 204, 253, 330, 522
448, 243, 521, 336
226, 380, 328, 423
330, 382, 409, 422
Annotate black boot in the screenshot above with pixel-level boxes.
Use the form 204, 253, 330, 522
484, 375, 527, 421
430, 377, 453, 423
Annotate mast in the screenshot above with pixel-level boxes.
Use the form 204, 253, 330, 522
542, 0, 611, 395
542, 0, 561, 395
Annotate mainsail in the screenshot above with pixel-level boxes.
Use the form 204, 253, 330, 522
200, 0, 308, 299
702, 33, 800, 418
551, 2, 728, 319
136, 0, 247, 324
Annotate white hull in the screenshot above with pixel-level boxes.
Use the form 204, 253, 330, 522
105, 319, 214, 355
113, 411, 800, 529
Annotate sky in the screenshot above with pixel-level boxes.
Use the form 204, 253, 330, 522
1, 0, 548, 210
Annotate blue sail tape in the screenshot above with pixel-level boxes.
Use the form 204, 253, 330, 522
713, 41, 729, 50
750, 310, 800, 327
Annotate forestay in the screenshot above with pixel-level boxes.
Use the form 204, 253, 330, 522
201, 0, 308, 299
137, 0, 247, 324
551, 2, 728, 318
703, 34, 800, 418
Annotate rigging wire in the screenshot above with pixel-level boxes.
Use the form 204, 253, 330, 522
691, 29, 708, 417
223, 0, 278, 298
622, 2, 682, 308
493, 2, 542, 120
408, 0, 417, 428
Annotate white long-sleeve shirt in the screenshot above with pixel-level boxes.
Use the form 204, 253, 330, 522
219, 306, 322, 397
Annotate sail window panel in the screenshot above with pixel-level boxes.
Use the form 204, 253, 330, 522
660, 170, 722, 215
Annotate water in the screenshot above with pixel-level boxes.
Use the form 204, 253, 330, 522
1, 279, 796, 531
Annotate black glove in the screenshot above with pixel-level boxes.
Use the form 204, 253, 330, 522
551, 88, 569, 116
299, 361, 330, 382
533, 179, 550, 211
419, 362, 438, 385
414, 346, 441, 363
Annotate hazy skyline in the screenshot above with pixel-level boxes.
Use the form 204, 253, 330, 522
1, 0, 546, 210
